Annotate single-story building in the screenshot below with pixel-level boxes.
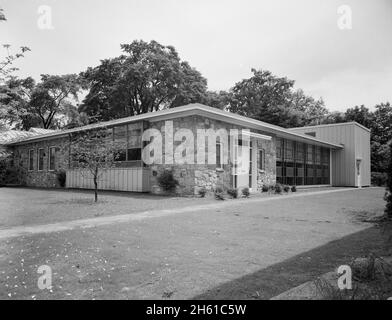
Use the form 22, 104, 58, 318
1, 103, 371, 195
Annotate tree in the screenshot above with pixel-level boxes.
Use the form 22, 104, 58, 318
225, 69, 328, 127
30, 74, 85, 128
344, 105, 374, 128
69, 128, 122, 202
289, 89, 328, 125
80, 40, 208, 122
0, 74, 84, 129
385, 141, 392, 218
0, 8, 30, 83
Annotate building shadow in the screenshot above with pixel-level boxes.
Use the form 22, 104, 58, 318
192, 224, 391, 300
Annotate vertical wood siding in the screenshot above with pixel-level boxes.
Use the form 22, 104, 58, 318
66, 168, 150, 192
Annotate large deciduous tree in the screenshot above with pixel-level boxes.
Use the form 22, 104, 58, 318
0, 74, 84, 129
225, 69, 327, 127
80, 40, 209, 122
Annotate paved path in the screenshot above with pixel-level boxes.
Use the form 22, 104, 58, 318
0, 188, 359, 240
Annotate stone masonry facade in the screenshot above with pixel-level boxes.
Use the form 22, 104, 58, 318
147, 115, 277, 196
6, 115, 277, 196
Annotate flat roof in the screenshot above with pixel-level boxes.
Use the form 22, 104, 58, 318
289, 121, 371, 133
5, 103, 343, 149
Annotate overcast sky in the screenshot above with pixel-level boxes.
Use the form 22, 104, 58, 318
1, 0, 391, 111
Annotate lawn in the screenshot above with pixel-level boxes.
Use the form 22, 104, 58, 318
0, 187, 390, 300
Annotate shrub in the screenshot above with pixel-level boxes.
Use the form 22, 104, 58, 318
198, 187, 207, 198
227, 188, 238, 199
283, 185, 290, 193
157, 170, 179, 192
56, 170, 67, 188
274, 183, 282, 194
371, 172, 388, 187
242, 187, 250, 198
3, 168, 20, 184
385, 143, 392, 218
214, 187, 225, 200
291, 185, 297, 192
261, 185, 269, 193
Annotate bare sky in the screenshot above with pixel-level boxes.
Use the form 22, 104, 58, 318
1, 0, 391, 111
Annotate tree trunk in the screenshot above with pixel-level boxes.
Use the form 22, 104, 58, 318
93, 168, 98, 202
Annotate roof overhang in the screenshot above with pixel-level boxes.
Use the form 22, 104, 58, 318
6, 103, 343, 149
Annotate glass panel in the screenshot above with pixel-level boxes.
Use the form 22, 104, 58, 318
127, 148, 141, 161
276, 138, 283, 160
38, 149, 44, 171
284, 140, 294, 160
49, 147, 56, 171
216, 143, 222, 168
29, 150, 34, 170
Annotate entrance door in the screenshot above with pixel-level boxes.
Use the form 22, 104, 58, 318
233, 140, 255, 190
356, 158, 362, 188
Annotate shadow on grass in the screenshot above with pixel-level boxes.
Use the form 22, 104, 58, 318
3, 186, 171, 200
193, 224, 392, 300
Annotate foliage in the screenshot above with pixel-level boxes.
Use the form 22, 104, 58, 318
241, 187, 250, 198
371, 172, 388, 187
0, 74, 85, 129
56, 170, 67, 188
227, 188, 238, 199
0, 8, 30, 82
291, 185, 297, 192
283, 185, 290, 193
198, 187, 207, 198
274, 183, 283, 194
80, 40, 209, 122
214, 187, 225, 200
385, 142, 392, 218
157, 170, 179, 192
261, 185, 269, 192
225, 69, 327, 128
69, 128, 122, 201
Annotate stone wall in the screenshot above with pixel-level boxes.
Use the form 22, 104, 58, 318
8, 115, 277, 195
11, 136, 70, 188
147, 115, 276, 196
256, 136, 277, 189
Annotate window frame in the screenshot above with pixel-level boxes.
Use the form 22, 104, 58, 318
28, 149, 35, 171
48, 146, 56, 171
216, 142, 224, 169
37, 148, 44, 172
258, 148, 265, 171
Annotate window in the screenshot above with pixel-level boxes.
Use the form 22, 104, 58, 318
127, 148, 141, 161
49, 147, 56, 171
284, 140, 294, 160
114, 125, 127, 162
29, 149, 34, 171
259, 149, 265, 171
216, 142, 223, 169
276, 138, 283, 160
38, 148, 44, 171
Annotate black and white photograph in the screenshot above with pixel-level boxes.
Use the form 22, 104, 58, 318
0, 0, 391, 309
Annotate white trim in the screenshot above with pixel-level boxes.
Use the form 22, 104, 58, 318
7, 104, 343, 149
241, 131, 272, 141
28, 149, 34, 171
216, 142, 224, 169
289, 121, 371, 133
48, 146, 56, 172
37, 148, 44, 171
330, 148, 333, 186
